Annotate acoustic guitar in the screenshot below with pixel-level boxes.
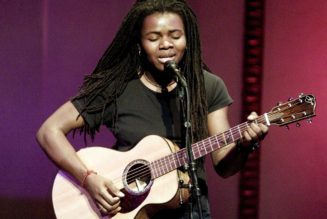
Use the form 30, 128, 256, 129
52, 94, 316, 219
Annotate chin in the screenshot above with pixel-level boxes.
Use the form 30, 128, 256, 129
154, 63, 165, 72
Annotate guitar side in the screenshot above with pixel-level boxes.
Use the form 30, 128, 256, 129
52, 135, 186, 219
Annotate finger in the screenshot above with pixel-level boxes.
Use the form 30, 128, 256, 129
259, 123, 269, 133
96, 193, 119, 211
258, 124, 269, 140
96, 202, 108, 214
97, 201, 121, 216
243, 125, 260, 142
247, 112, 258, 121
243, 130, 253, 142
100, 190, 121, 206
248, 125, 260, 139
250, 123, 262, 136
108, 205, 122, 215
105, 181, 125, 198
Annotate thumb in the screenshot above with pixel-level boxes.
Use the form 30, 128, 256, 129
115, 190, 125, 198
106, 181, 125, 198
247, 111, 258, 121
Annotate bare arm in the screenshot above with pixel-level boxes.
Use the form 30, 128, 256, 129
36, 101, 123, 215
207, 106, 268, 178
36, 101, 88, 181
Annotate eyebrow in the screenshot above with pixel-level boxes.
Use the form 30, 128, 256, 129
144, 29, 184, 36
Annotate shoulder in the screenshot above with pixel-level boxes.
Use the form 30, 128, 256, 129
202, 69, 229, 97
203, 69, 225, 87
202, 69, 233, 112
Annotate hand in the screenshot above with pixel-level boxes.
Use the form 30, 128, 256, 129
241, 112, 269, 151
83, 173, 125, 216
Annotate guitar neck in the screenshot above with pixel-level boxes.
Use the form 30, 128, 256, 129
150, 114, 270, 179
150, 93, 316, 179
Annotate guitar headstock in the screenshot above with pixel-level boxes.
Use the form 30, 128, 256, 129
268, 94, 316, 126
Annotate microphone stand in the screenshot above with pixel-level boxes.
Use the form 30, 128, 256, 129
174, 69, 203, 219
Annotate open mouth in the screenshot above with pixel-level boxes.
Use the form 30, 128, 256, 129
158, 55, 176, 64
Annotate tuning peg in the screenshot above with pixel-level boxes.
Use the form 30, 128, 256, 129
298, 93, 304, 98
277, 101, 283, 106
288, 97, 293, 101
285, 125, 290, 130
307, 118, 313, 124
296, 122, 301, 127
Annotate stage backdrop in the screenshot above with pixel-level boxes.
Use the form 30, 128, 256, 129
0, 0, 326, 219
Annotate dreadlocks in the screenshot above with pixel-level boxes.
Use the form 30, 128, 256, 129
73, 0, 208, 143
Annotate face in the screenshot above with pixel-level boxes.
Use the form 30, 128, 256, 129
140, 12, 187, 72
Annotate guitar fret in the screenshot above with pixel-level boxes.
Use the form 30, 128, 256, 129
157, 161, 161, 177
222, 133, 227, 145
150, 163, 155, 178
163, 158, 168, 174
163, 157, 169, 175
183, 150, 188, 164
209, 137, 214, 151
165, 156, 172, 173
237, 125, 243, 139
196, 143, 200, 158
158, 159, 164, 176
204, 139, 208, 155
154, 160, 159, 178
169, 154, 174, 170
192, 144, 197, 159
196, 144, 203, 158
196, 144, 200, 159
215, 135, 220, 149
229, 129, 234, 142
172, 154, 176, 169
176, 152, 181, 167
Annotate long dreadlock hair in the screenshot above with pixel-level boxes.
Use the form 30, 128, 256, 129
73, 0, 208, 143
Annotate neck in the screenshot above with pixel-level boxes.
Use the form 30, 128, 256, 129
140, 71, 176, 93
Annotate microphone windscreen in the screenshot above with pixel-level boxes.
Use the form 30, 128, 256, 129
164, 60, 178, 72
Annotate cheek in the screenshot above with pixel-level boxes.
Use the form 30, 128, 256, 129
141, 41, 156, 58
176, 40, 187, 58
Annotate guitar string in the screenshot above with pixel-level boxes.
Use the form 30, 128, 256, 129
110, 102, 306, 187
109, 115, 269, 186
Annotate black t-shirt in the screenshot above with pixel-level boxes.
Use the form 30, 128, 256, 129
72, 70, 233, 150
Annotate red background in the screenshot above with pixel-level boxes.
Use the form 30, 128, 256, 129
1, 0, 326, 218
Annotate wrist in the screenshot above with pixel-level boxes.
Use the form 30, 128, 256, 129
81, 170, 97, 187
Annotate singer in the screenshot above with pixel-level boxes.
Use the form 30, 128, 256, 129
36, 0, 268, 219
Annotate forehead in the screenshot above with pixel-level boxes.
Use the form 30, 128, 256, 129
141, 12, 185, 34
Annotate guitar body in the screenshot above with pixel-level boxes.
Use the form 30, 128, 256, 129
52, 135, 190, 219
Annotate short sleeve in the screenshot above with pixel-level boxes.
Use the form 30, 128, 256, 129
71, 95, 112, 131
204, 70, 233, 113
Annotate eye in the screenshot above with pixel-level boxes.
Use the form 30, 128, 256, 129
148, 38, 158, 42
171, 31, 183, 40
147, 34, 160, 42
172, 35, 181, 40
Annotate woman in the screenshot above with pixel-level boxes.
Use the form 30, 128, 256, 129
36, 0, 268, 218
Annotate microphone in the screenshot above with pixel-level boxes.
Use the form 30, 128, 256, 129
164, 61, 187, 87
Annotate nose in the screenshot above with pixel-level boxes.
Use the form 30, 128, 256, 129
159, 37, 173, 49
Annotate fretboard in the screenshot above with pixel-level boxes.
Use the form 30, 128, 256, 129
150, 115, 269, 179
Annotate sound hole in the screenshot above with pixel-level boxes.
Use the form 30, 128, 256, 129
123, 159, 153, 195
